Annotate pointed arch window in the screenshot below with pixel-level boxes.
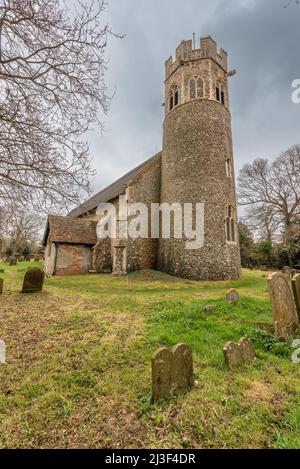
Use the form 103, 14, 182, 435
216, 82, 226, 105
226, 158, 231, 177
225, 206, 236, 243
189, 76, 204, 100
169, 85, 180, 111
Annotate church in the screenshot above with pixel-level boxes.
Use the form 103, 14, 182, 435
43, 36, 241, 280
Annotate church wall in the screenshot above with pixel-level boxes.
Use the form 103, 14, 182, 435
125, 159, 161, 272
55, 243, 92, 276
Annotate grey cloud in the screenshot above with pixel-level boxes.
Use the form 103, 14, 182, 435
87, 0, 300, 193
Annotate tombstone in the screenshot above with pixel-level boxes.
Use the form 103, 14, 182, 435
0, 340, 5, 364
203, 305, 216, 313
292, 274, 300, 322
0, 278, 3, 295
223, 338, 256, 370
151, 348, 173, 402
267, 272, 299, 341
152, 343, 194, 402
9, 259, 17, 266
282, 266, 292, 278
226, 288, 239, 305
21, 268, 45, 293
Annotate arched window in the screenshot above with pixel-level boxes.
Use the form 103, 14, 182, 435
169, 85, 180, 111
225, 206, 236, 242
225, 158, 231, 177
216, 81, 226, 105
189, 76, 204, 100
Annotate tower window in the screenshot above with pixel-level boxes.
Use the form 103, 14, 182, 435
225, 206, 236, 243
169, 85, 180, 111
226, 158, 231, 177
189, 76, 204, 100
216, 86, 220, 102
221, 90, 225, 105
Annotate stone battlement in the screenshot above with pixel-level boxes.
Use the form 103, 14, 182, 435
165, 36, 228, 79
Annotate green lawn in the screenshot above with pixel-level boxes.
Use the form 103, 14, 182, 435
0, 262, 300, 449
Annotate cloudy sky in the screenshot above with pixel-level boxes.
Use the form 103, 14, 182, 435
85, 0, 300, 194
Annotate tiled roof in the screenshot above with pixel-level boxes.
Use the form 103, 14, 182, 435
43, 216, 97, 246
68, 152, 162, 218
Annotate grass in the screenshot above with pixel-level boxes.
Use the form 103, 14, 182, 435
0, 262, 300, 448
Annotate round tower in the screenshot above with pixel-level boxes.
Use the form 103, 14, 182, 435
159, 36, 241, 280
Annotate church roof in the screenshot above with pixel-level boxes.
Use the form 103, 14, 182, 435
68, 152, 162, 218
42, 216, 97, 246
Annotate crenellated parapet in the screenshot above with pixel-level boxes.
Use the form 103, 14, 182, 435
165, 36, 228, 80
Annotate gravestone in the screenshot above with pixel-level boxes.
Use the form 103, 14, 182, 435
226, 288, 239, 305
223, 338, 256, 369
0, 340, 5, 364
0, 278, 3, 295
292, 274, 300, 322
21, 268, 45, 293
9, 259, 17, 266
152, 344, 194, 402
151, 348, 172, 402
203, 305, 216, 313
283, 266, 292, 278
267, 272, 299, 341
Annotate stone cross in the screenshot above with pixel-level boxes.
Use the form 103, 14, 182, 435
226, 288, 239, 305
223, 338, 256, 369
21, 268, 45, 294
152, 343, 194, 402
0, 278, 3, 295
292, 273, 300, 322
267, 272, 299, 341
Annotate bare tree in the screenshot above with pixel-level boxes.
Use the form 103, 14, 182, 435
238, 144, 300, 263
0, 0, 120, 212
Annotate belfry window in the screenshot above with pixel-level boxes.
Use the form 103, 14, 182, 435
216, 86, 220, 102
226, 158, 231, 177
189, 76, 204, 100
225, 206, 236, 243
169, 85, 180, 111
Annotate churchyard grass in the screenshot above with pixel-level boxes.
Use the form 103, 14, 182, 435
0, 263, 300, 448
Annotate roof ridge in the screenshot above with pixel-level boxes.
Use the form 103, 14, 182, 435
68, 152, 162, 218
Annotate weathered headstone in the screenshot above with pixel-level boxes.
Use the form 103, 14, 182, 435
0, 278, 3, 295
223, 338, 256, 369
292, 274, 300, 322
9, 259, 17, 266
152, 343, 194, 402
267, 272, 299, 341
21, 268, 45, 293
283, 266, 292, 278
226, 288, 239, 305
151, 348, 172, 402
203, 305, 216, 313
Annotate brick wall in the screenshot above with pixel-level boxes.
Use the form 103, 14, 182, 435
55, 244, 92, 276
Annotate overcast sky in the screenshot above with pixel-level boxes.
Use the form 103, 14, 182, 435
85, 0, 300, 194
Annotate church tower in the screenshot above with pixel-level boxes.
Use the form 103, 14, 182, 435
159, 36, 241, 280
